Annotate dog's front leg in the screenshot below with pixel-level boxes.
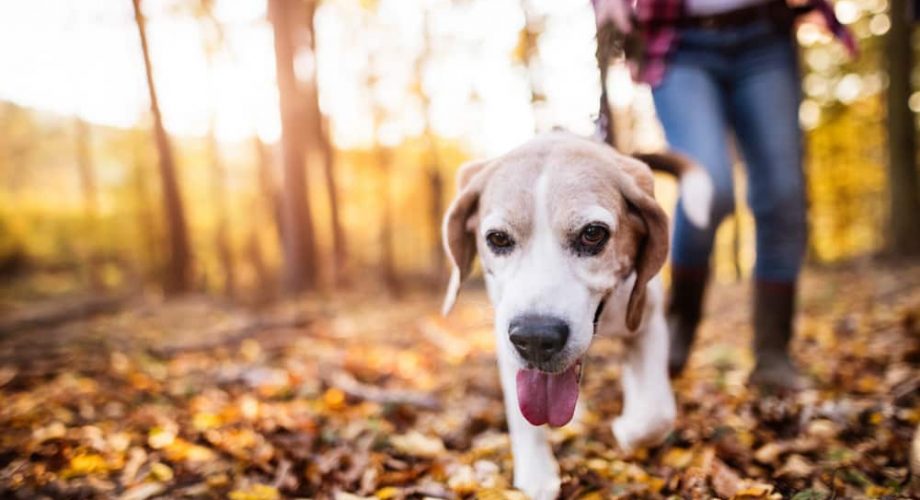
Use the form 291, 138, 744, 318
612, 298, 677, 453
497, 340, 560, 499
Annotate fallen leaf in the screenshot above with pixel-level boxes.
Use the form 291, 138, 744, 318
710, 457, 743, 498
390, 431, 445, 458
775, 454, 814, 479
119, 482, 166, 500
149, 462, 173, 482
32, 421, 66, 443
662, 447, 695, 470
753, 442, 786, 465
62, 453, 109, 478
446, 464, 476, 494
229, 484, 281, 500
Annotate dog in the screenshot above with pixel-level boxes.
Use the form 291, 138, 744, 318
441, 132, 712, 499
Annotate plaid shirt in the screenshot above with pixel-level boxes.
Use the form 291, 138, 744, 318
604, 0, 857, 86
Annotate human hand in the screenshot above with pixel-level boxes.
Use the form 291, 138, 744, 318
593, 0, 633, 34
786, 0, 831, 32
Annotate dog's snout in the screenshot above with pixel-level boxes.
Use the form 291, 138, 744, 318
509, 315, 570, 364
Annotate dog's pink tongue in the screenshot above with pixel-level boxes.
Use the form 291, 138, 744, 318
516, 365, 579, 427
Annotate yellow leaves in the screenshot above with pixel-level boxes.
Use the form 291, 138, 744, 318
864, 485, 895, 497
228, 484, 280, 500
324, 388, 347, 411
163, 438, 216, 463
475, 488, 528, 500
661, 447, 695, 469
149, 462, 173, 482
389, 431, 445, 458
149, 424, 215, 463
855, 374, 881, 393
373, 486, 400, 499
732, 484, 776, 499
192, 411, 222, 431
62, 453, 109, 478
868, 411, 884, 426
147, 426, 176, 449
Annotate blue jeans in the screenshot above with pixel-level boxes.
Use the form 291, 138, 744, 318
652, 20, 806, 282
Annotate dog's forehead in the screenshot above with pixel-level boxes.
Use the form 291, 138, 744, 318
479, 137, 625, 227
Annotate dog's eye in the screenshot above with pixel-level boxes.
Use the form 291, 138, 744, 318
486, 230, 515, 254
573, 223, 609, 256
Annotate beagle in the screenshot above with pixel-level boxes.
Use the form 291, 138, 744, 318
441, 132, 712, 499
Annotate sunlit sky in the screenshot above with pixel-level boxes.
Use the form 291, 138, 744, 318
0, 0, 608, 156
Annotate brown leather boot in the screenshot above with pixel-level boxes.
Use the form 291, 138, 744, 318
667, 266, 709, 377
748, 281, 808, 391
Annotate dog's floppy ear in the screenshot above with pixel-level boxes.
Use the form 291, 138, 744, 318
616, 156, 670, 331
441, 159, 492, 315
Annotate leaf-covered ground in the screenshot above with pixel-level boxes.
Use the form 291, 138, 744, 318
1, 262, 918, 499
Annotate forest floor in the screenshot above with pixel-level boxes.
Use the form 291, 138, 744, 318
0, 261, 918, 499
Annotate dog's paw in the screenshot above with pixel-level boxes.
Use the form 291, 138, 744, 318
513, 448, 560, 500
612, 404, 675, 453
515, 474, 560, 500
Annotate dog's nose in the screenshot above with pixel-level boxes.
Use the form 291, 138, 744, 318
509, 315, 569, 364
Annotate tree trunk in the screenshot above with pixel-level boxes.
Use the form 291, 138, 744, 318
305, 1, 347, 286
419, 9, 445, 286
268, 0, 319, 293
131, 0, 193, 294
253, 136, 285, 244
207, 121, 236, 297
378, 147, 401, 297
74, 117, 104, 291
886, 0, 920, 256
319, 115, 348, 285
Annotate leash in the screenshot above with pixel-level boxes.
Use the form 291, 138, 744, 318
593, 21, 620, 148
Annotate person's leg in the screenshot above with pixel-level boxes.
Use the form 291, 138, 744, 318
652, 60, 734, 376
728, 31, 808, 390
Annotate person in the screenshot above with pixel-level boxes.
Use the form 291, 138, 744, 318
593, 0, 854, 390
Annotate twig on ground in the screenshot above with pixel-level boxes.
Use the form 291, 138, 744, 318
324, 370, 441, 411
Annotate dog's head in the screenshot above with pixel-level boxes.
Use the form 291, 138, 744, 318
441, 133, 668, 427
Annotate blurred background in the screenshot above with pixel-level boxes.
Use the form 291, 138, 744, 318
2, 2, 920, 498
0, 0, 917, 305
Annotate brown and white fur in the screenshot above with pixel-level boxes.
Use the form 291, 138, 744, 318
441, 132, 712, 499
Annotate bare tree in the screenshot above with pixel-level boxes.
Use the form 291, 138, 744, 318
268, 0, 319, 293
131, 0, 193, 294
305, 0, 348, 286
886, 0, 920, 256
377, 144, 401, 296
253, 136, 285, 243
417, 8, 445, 285
74, 118, 104, 291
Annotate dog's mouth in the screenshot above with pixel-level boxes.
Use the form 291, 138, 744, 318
516, 359, 583, 427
